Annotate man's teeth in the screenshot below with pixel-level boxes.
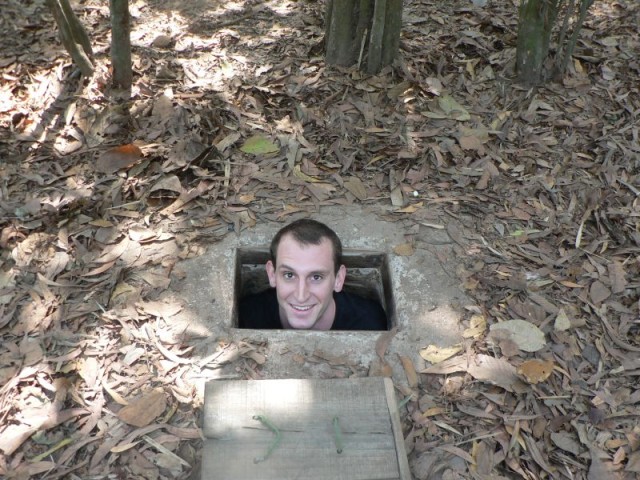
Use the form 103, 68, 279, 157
292, 305, 312, 311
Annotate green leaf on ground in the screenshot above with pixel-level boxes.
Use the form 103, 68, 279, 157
240, 135, 280, 155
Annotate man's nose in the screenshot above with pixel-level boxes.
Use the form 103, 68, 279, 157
295, 279, 308, 301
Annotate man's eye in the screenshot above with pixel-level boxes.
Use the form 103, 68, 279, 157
312, 274, 323, 281
283, 272, 294, 280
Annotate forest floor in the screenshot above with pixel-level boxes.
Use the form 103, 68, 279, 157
1, 0, 639, 478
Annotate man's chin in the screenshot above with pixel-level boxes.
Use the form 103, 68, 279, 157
286, 313, 318, 330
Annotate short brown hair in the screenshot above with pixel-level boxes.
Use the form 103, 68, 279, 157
270, 219, 343, 273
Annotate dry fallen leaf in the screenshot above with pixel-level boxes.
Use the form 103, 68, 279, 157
394, 201, 423, 213
626, 451, 640, 473
554, 308, 571, 331
517, 359, 555, 384
458, 132, 486, 151
422, 353, 519, 392
0, 424, 37, 456
136, 300, 182, 318
607, 261, 627, 294
305, 182, 336, 201
589, 280, 611, 305
150, 175, 183, 195
368, 357, 393, 377
551, 432, 582, 456
128, 226, 157, 242
344, 176, 368, 201
77, 357, 100, 389
216, 132, 241, 151
244, 350, 266, 365
19, 336, 43, 366
117, 389, 167, 427
393, 242, 415, 256
390, 185, 405, 207
419, 344, 463, 364
293, 164, 322, 183
462, 314, 486, 339
588, 445, 618, 480
489, 320, 546, 352
398, 355, 419, 388
96, 144, 143, 174
471, 440, 493, 475
422, 406, 446, 417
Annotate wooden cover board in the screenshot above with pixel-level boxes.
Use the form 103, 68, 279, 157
202, 377, 411, 480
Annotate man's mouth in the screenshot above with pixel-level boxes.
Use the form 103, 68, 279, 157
290, 304, 313, 312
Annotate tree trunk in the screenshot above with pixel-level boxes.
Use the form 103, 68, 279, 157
46, 0, 94, 77
325, 0, 402, 75
515, 0, 560, 86
553, 0, 594, 79
110, 0, 132, 90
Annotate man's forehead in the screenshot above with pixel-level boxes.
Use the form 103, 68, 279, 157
275, 235, 334, 264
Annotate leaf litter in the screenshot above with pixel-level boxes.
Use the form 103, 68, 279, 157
1, 0, 640, 478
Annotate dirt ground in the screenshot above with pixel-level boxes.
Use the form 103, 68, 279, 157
1, 0, 639, 479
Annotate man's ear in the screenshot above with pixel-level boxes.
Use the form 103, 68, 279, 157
266, 260, 277, 288
333, 265, 347, 292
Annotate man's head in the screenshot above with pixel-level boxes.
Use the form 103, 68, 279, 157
269, 219, 343, 274
266, 219, 347, 330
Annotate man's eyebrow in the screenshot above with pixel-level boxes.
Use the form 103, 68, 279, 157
278, 264, 330, 275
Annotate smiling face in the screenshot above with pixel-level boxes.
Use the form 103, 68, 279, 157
266, 234, 346, 330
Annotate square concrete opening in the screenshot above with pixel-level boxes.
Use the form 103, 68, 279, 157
232, 248, 396, 330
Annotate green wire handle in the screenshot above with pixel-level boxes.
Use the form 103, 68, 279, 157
333, 416, 344, 454
253, 415, 282, 463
